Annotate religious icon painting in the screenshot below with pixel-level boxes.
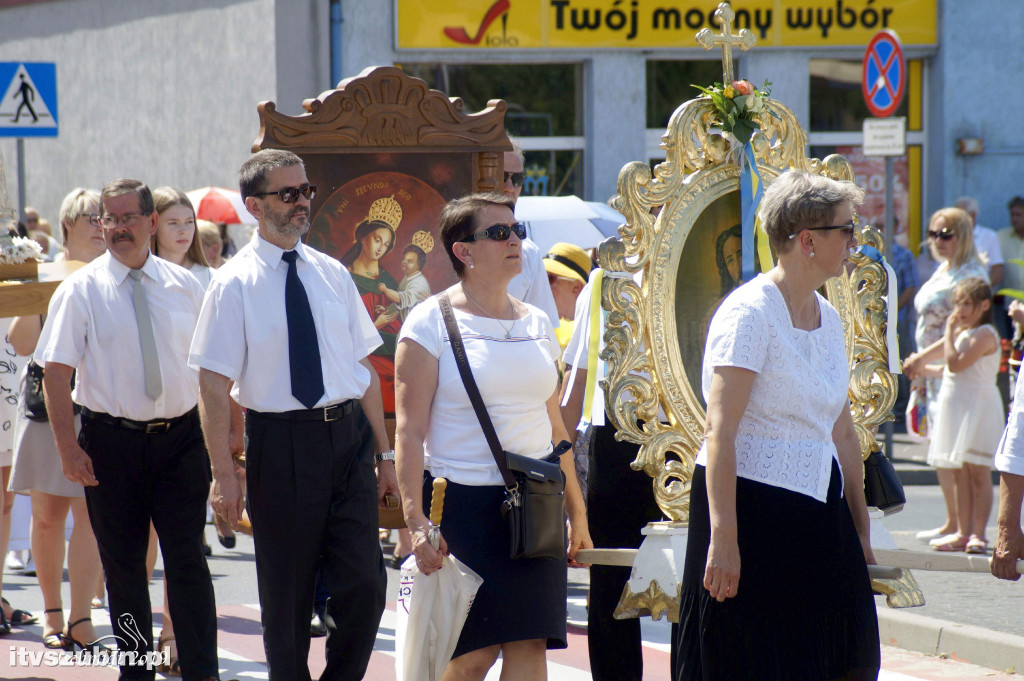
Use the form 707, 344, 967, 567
305, 156, 471, 412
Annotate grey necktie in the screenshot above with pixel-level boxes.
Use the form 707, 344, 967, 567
128, 269, 163, 400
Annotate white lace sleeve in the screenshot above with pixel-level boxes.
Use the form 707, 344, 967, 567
705, 299, 768, 375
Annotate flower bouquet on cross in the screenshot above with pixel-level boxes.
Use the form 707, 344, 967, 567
691, 79, 774, 146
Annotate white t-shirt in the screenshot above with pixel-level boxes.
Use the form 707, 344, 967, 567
399, 295, 560, 486
190, 263, 214, 290
694, 274, 850, 503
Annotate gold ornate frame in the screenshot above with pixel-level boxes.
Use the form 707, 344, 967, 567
601, 96, 897, 524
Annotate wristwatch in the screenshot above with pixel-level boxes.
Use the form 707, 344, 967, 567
374, 449, 396, 464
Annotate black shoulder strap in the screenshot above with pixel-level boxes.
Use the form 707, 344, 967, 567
438, 292, 516, 488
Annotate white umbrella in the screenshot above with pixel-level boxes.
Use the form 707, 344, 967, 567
514, 195, 625, 254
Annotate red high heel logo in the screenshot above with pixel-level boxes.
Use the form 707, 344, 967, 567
444, 0, 511, 45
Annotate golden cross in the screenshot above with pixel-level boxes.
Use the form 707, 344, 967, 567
695, 3, 757, 84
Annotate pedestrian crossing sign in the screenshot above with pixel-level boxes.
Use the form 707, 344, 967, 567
0, 62, 57, 137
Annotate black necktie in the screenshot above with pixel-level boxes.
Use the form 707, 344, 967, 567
282, 250, 325, 409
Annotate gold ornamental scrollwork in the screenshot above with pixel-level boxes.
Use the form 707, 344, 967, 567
602, 96, 896, 523
826, 224, 899, 459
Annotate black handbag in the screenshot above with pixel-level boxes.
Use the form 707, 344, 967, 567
863, 449, 905, 515
21, 359, 79, 422
23, 359, 48, 421
438, 292, 567, 561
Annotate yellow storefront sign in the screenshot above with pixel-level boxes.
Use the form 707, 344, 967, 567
396, 0, 937, 50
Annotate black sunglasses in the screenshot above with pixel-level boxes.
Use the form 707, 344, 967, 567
788, 221, 857, 240
252, 183, 317, 203
461, 222, 527, 242
504, 171, 526, 188
927, 229, 956, 242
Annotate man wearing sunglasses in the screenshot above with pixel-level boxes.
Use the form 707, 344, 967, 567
190, 149, 396, 681
502, 135, 561, 328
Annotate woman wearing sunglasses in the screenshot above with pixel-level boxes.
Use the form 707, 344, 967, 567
675, 171, 880, 681
394, 193, 591, 680
903, 207, 989, 548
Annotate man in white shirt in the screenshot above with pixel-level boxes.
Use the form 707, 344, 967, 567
190, 149, 397, 681
503, 136, 561, 325
38, 179, 219, 680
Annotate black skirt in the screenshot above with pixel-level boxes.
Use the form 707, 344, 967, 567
422, 474, 568, 658
674, 460, 880, 681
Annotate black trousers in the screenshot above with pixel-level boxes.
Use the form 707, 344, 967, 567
246, 403, 386, 681
587, 420, 667, 681
80, 409, 218, 681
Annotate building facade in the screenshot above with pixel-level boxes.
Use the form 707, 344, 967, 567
1, 0, 1022, 250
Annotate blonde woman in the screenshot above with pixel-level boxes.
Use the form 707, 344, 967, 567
9, 188, 106, 650
904, 207, 989, 548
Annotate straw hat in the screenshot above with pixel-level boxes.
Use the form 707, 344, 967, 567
543, 242, 591, 285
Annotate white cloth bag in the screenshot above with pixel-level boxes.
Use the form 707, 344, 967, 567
394, 554, 483, 681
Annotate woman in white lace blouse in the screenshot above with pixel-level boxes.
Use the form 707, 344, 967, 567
675, 172, 880, 681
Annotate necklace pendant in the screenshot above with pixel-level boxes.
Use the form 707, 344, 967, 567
505, 330, 512, 339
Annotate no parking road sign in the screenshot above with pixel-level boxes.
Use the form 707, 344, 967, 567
0, 62, 58, 137
862, 31, 904, 118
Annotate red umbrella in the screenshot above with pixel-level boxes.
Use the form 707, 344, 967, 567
186, 187, 256, 224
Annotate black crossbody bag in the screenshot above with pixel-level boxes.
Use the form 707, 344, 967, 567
438, 292, 567, 561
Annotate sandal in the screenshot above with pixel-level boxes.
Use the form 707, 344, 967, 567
2, 596, 38, 625
41, 608, 73, 650
930, 533, 968, 552
157, 633, 181, 677
966, 535, 989, 554
0, 605, 9, 635
67, 616, 112, 656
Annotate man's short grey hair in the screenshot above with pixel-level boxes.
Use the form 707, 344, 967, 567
759, 171, 864, 251
505, 131, 524, 163
954, 196, 979, 218
239, 149, 305, 200
101, 179, 154, 216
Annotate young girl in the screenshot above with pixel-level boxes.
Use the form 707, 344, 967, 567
912, 278, 1002, 553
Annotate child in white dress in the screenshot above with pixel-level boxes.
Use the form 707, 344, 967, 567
918, 278, 1002, 553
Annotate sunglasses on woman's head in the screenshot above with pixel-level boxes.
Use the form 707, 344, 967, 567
927, 229, 956, 242
461, 223, 528, 242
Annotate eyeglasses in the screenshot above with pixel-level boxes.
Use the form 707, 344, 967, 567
461, 222, 527, 242
252, 183, 317, 203
504, 171, 526, 188
86, 214, 102, 227
927, 229, 956, 242
100, 212, 150, 228
788, 221, 857, 240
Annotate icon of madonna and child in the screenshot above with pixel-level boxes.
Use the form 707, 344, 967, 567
310, 183, 452, 413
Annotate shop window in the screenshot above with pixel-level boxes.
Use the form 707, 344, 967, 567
646, 60, 728, 129
398, 63, 584, 196
809, 59, 909, 132
397, 63, 582, 137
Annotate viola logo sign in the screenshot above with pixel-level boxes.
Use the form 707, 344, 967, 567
443, 0, 518, 46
